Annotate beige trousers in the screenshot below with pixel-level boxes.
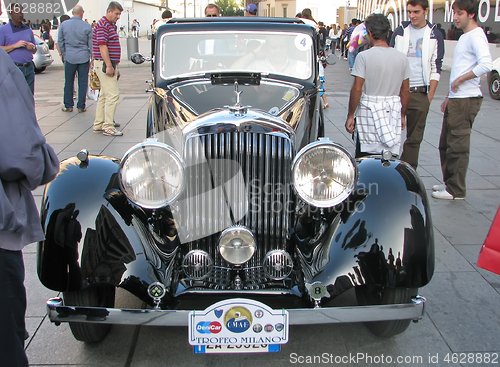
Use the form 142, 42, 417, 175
93, 60, 119, 131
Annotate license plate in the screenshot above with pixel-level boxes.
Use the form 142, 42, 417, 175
188, 298, 289, 348
194, 344, 280, 354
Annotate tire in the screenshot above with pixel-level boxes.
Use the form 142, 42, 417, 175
489, 72, 500, 100
355, 286, 417, 337
34, 66, 46, 74
63, 286, 116, 343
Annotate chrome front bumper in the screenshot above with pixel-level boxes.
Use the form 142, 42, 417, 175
46, 296, 425, 326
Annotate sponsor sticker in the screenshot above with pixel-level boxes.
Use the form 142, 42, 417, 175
188, 298, 289, 346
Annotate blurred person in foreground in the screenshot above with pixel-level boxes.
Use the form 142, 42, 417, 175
345, 13, 410, 158
0, 5, 60, 367
432, 0, 492, 200
58, 5, 92, 113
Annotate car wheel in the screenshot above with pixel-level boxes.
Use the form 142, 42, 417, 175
63, 286, 116, 342
34, 66, 46, 74
355, 285, 417, 337
489, 72, 500, 100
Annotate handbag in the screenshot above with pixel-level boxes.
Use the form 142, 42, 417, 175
89, 68, 100, 90
87, 86, 99, 101
477, 206, 500, 275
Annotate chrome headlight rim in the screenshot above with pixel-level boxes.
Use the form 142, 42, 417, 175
292, 139, 357, 208
119, 141, 185, 209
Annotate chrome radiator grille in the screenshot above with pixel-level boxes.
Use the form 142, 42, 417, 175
181, 130, 293, 287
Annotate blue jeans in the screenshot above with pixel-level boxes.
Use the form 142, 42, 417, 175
64, 61, 90, 110
0, 249, 29, 367
348, 48, 359, 69
16, 63, 35, 95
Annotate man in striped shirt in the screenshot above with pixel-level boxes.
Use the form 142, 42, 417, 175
92, 1, 123, 136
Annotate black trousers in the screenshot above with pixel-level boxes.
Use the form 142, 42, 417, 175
0, 249, 29, 367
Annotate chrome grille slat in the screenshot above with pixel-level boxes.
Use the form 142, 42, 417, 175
184, 130, 292, 287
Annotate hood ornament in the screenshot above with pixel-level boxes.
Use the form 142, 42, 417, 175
225, 81, 251, 116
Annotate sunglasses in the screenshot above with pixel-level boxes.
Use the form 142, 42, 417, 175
206, 14, 218, 17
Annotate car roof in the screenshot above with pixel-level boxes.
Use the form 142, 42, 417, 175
158, 17, 317, 38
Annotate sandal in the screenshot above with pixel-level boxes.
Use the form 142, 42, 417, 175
323, 103, 329, 109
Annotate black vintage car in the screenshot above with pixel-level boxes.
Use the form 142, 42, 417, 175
38, 17, 434, 352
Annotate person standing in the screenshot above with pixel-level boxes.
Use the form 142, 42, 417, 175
347, 20, 364, 70
41, 24, 54, 49
318, 22, 328, 50
205, 3, 220, 17
390, 0, 445, 170
131, 19, 139, 37
433, 0, 492, 200
244, 3, 258, 16
329, 24, 340, 51
0, 7, 60, 367
92, 1, 123, 136
342, 19, 357, 61
153, 10, 172, 32
0, 3, 37, 94
345, 13, 410, 158
58, 5, 92, 113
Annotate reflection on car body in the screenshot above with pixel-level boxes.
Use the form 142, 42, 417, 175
37, 17, 434, 353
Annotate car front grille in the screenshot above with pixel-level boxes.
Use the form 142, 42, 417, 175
181, 130, 293, 288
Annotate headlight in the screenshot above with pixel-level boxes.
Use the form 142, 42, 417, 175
119, 141, 184, 208
292, 139, 356, 207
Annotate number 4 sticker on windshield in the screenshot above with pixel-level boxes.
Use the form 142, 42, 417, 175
294, 35, 312, 51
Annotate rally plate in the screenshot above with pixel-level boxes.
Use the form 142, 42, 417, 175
194, 344, 280, 354
188, 298, 289, 347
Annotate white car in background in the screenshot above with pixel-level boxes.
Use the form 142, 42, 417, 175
33, 34, 53, 73
488, 57, 500, 100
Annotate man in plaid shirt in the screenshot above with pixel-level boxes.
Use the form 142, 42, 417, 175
345, 14, 410, 158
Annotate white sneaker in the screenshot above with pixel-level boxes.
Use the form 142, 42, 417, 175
432, 184, 446, 191
102, 128, 123, 136
431, 190, 465, 200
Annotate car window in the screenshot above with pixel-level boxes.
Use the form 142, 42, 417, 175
159, 31, 313, 80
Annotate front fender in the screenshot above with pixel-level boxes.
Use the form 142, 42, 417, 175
37, 156, 153, 297
296, 157, 434, 298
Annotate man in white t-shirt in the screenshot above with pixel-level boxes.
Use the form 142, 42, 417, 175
345, 13, 410, 158
432, 0, 492, 200
390, 0, 444, 170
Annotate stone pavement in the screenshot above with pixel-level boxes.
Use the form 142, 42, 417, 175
22, 45, 500, 366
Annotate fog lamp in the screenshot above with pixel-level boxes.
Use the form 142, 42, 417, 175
218, 226, 256, 265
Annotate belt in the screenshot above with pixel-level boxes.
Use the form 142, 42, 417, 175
409, 86, 428, 94
15, 62, 32, 67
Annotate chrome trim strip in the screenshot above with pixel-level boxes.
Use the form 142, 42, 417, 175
46, 296, 425, 326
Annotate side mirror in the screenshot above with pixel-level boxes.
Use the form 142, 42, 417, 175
131, 52, 146, 64
326, 53, 337, 66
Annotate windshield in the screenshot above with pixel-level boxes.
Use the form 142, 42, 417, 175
159, 31, 313, 80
